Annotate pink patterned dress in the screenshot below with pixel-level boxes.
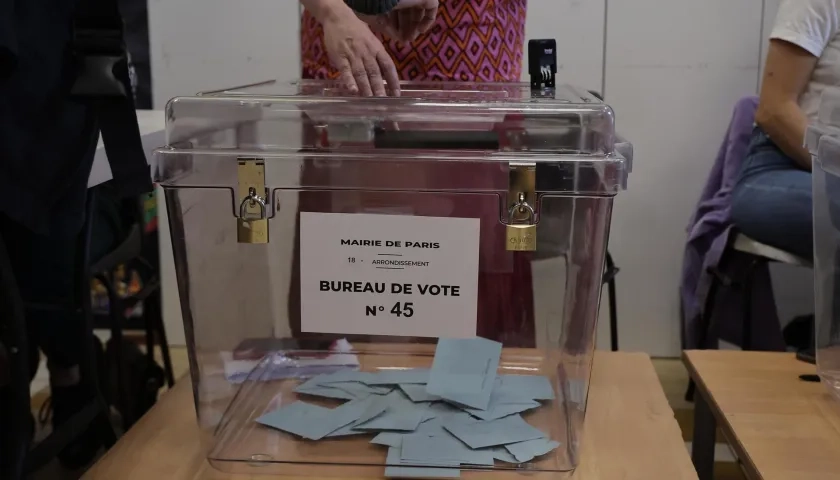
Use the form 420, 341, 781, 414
301, 0, 527, 82
291, 1, 536, 347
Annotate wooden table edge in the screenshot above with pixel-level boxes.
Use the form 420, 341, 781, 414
681, 350, 760, 479
84, 351, 695, 479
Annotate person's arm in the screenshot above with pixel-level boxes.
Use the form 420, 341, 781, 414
299, 0, 400, 96
755, 39, 819, 170
756, 0, 840, 170
299, 0, 351, 23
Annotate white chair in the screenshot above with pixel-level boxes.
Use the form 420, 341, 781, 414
732, 234, 811, 268
701, 232, 811, 351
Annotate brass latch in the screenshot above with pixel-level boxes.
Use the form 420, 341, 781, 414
506, 162, 537, 252
237, 158, 269, 244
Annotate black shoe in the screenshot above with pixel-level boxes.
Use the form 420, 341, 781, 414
783, 314, 814, 351
50, 384, 103, 470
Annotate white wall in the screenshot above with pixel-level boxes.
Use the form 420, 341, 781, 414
148, 0, 301, 107
522, 0, 605, 88
149, 0, 302, 344
150, 0, 814, 356
606, 0, 765, 356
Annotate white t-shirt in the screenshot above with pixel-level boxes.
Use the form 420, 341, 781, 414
772, 0, 840, 121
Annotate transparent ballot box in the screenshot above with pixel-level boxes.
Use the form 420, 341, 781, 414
156, 80, 632, 477
809, 88, 840, 402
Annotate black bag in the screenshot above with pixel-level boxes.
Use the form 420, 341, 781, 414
95, 336, 164, 428
74, 0, 159, 432
72, 0, 154, 199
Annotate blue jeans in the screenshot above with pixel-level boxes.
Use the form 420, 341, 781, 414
731, 127, 813, 260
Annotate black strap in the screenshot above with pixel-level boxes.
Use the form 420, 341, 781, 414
71, 0, 153, 198
344, 0, 401, 15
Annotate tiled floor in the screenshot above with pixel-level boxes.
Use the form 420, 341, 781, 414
28, 349, 744, 479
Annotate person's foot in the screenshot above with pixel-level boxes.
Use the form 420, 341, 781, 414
50, 381, 103, 469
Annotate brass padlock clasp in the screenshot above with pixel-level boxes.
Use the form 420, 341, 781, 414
506, 196, 537, 252
237, 187, 269, 244
239, 187, 267, 220
237, 157, 270, 244
507, 162, 536, 252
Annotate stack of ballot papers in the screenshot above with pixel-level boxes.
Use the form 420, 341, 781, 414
255, 338, 561, 478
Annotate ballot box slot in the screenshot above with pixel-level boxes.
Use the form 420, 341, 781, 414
372, 128, 500, 150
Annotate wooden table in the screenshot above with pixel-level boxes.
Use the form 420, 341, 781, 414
83, 352, 696, 479
684, 350, 840, 480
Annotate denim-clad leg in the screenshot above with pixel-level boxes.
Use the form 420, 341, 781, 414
731, 127, 814, 260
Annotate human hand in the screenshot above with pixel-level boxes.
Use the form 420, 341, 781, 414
361, 0, 438, 43
321, 6, 401, 96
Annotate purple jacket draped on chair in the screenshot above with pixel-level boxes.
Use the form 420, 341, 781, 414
680, 96, 785, 351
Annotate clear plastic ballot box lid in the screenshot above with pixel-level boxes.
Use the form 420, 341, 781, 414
155, 80, 631, 477
808, 87, 840, 402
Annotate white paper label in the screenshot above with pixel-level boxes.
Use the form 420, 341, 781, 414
300, 212, 480, 338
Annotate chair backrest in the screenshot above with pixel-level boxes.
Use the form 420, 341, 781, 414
687, 96, 759, 231
722, 97, 760, 187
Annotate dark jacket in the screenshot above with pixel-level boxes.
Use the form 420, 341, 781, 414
0, 0, 97, 236
119, 0, 152, 108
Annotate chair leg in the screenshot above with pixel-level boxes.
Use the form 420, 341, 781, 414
608, 277, 619, 352
144, 319, 155, 368
157, 330, 176, 388
701, 268, 728, 350
77, 191, 118, 449
147, 289, 175, 387
741, 260, 759, 351
80, 297, 118, 450
686, 270, 724, 402
98, 275, 130, 431
604, 252, 619, 352
685, 380, 696, 403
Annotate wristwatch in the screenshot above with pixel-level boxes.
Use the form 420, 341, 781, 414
344, 0, 401, 15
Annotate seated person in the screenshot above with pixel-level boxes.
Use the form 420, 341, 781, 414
730, 0, 840, 260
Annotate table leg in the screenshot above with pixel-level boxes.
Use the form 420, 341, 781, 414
691, 391, 716, 480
